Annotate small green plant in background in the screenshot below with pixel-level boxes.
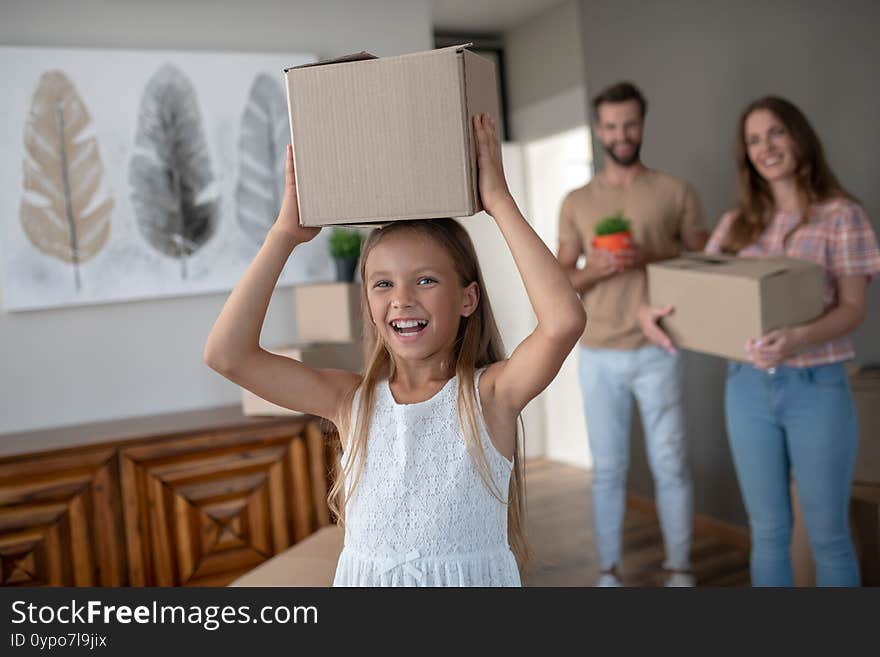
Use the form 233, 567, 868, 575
595, 212, 631, 236
328, 228, 363, 260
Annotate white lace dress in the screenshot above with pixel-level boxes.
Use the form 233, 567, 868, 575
333, 369, 521, 587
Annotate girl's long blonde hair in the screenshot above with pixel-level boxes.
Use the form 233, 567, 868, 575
329, 218, 530, 570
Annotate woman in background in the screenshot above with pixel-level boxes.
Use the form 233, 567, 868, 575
640, 96, 880, 586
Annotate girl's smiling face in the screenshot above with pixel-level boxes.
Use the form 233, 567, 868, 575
364, 230, 478, 363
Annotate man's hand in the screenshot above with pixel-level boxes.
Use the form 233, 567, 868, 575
638, 304, 677, 354
611, 243, 647, 270
588, 248, 625, 279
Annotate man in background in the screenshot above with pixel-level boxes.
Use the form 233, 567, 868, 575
557, 82, 709, 587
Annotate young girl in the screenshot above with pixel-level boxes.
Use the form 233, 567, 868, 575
640, 97, 880, 586
204, 114, 586, 586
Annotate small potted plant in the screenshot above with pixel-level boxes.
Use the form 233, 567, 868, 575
328, 228, 363, 282
592, 211, 633, 252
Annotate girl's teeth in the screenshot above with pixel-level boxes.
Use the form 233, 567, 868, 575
391, 319, 427, 335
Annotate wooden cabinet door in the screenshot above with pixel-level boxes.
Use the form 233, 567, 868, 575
120, 421, 331, 586
1, 413, 334, 588
0, 448, 126, 586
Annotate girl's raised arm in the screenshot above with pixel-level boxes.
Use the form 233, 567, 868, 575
473, 114, 587, 414
203, 145, 360, 423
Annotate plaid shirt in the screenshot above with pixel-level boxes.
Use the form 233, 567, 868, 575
706, 199, 880, 367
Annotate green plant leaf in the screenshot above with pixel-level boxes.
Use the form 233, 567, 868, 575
328, 228, 363, 259
595, 212, 631, 236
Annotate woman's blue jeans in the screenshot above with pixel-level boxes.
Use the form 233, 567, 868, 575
725, 361, 860, 586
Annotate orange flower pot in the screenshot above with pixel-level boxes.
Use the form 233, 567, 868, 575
591, 231, 632, 252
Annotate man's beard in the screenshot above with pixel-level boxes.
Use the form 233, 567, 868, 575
603, 140, 642, 167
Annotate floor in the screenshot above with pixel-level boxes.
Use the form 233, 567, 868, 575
521, 459, 751, 587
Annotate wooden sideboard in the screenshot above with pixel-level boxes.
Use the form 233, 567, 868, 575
0, 407, 336, 587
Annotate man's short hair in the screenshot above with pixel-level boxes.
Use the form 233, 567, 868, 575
591, 82, 647, 121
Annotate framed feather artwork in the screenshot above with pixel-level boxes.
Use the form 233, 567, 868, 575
0, 46, 328, 312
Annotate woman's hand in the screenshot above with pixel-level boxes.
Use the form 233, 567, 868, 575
473, 113, 515, 218
747, 275, 867, 370
272, 145, 321, 244
746, 327, 803, 369
638, 304, 678, 355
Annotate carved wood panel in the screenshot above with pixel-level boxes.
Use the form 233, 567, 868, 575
0, 448, 126, 586
0, 414, 334, 587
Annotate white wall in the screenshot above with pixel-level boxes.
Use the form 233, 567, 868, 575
503, 1, 593, 467
0, 0, 433, 434
579, 0, 880, 525
464, 145, 546, 459
504, 0, 588, 142
524, 127, 592, 468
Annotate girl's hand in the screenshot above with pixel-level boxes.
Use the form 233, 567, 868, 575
746, 327, 802, 369
273, 145, 320, 244
473, 113, 514, 217
638, 304, 678, 355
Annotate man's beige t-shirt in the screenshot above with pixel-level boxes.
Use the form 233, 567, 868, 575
559, 169, 706, 350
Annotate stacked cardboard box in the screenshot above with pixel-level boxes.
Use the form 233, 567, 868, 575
791, 365, 880, 586
790, 481, 814, 586
241, 342, 364, 416
291, 282, 363, 344
852, 365, 880, 485
241, 282, 364, 417
792, 481, 880, 587
851, 483, 880, 586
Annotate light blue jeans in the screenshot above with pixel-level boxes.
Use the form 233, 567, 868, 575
725, 362, 860, 586
578, 345, 693, 572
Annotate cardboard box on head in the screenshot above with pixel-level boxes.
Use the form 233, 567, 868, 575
284, 44, 501, 227
647, 254, 824, 362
